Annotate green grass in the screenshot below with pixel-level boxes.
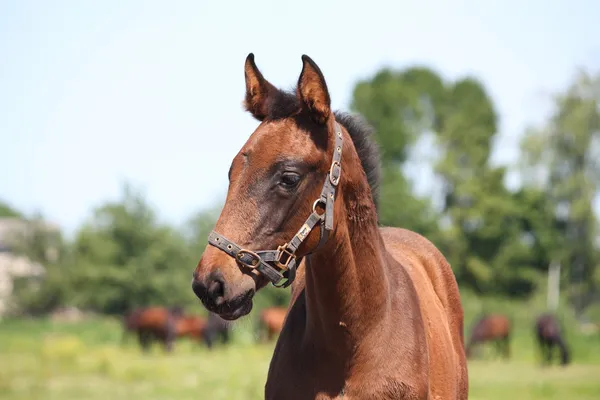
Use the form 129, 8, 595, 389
0, 317, 271, 400
1, 293, 599, 399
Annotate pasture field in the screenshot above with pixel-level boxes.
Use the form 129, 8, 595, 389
1, 296, 600, 400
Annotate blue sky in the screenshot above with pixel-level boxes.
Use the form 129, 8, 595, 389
1, 0, 598, 234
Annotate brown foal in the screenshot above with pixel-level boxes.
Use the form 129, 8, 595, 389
192, 54, 468, 399
259, 306, 288, 342
466, 313, 512, 359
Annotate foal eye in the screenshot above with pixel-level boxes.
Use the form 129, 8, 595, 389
279, 172, 301, 189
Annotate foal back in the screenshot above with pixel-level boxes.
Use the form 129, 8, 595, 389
381, 227, 468, 400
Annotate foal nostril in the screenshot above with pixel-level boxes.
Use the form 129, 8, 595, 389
192, 278, 207, 301
192, 270, 227, 307
208, 279, 225, 305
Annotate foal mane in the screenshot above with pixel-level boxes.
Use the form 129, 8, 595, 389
250, 89, 382, 211
334, 110, 381, 212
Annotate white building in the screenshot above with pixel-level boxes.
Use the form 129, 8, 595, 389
0, 217, 58, 316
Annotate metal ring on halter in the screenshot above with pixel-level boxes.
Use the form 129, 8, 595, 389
236, 249, 262, 269
329, 161, 341, 186
312, 199, 327, 215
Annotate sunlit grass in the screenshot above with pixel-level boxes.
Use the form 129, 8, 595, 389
1, 296, 599, 400
0, 318, 272, 400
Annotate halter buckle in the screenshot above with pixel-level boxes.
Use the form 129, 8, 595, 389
236, 249, 261, 269
275, 243, 296, 270
329, 160, 341, 186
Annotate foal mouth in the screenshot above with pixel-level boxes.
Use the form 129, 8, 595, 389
207, 289, 255, 321
219, 300, 253, 321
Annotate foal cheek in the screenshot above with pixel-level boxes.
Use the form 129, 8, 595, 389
252, 195, 293, 241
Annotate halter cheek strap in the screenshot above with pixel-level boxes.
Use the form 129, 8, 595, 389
206, 122, 344, 288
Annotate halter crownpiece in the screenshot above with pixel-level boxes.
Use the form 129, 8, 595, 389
207, 122, 344, 288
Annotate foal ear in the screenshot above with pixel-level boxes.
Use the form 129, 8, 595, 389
297, 55, 331, 124
244, 53, 278, 121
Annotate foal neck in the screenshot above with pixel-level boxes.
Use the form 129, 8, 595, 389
304, 197, 389, 357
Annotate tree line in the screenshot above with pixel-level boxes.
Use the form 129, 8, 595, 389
3, 64, 599, 317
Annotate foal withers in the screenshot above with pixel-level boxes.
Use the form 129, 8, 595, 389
192, 54, 468, 399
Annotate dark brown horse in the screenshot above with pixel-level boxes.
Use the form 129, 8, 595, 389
258, 306, 288, 342
535, 313, 570, 366
465, 313, 511, 359
202, 312, 232, 349
192, 54, 468, 399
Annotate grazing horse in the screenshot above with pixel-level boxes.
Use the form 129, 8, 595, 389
176, 314, 208, 341
122, 308, 144, 343
192, 54, 468, 399
465, 313, 511, 359
202, 312, 232, 349
122, 306, 186, 352
535, 313, 570, 366
258, 306, 288, 342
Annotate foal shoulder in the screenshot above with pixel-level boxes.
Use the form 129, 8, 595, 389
379, 228, 458, 300
379, 227, 468, 399
378, 227, 464, 339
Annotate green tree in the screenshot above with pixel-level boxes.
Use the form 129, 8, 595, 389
0, 200, 22, 218
10, 214, 71, 314
68, 184, 197, 314
351, 65, 545, 296
520, 69, 600, 312
433, 77, 517, 293
351, 67, 444, 239
185, 204, 222, 257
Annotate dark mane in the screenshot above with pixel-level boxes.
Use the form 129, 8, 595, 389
258, 90, 381, 211
333, 111, 381, 212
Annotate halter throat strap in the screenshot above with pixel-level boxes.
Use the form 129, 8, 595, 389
207, 121, 344, 288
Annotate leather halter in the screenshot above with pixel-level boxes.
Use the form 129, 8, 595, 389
207, 122, 344, 288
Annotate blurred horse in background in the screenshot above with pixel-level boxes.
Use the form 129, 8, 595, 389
258, 307, 287, 342
535, 313, 570, 366
465, 313, 511, 359
122, 306, 205, 352
202, 312, 231, 350
176, 314, 207, 341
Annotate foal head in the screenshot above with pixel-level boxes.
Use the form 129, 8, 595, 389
192, 54, 379, 320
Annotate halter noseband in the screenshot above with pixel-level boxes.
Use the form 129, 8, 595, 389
206, 122, 344, 288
